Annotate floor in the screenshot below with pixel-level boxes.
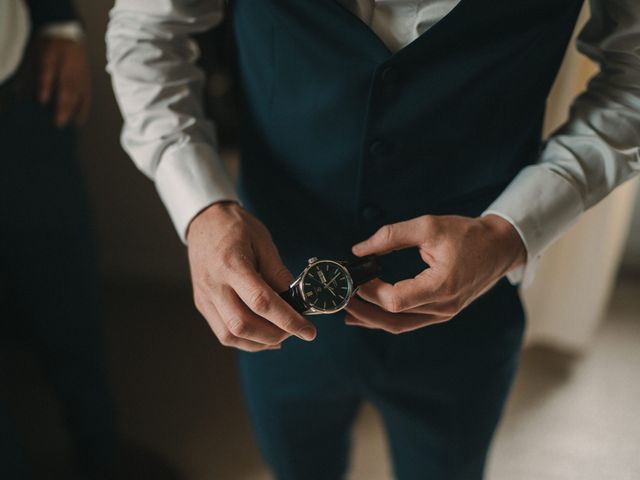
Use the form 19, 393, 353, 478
2, 276, 639, 479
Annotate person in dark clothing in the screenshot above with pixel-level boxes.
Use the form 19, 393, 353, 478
0, 1, 116, 478
0, 2, 180, 479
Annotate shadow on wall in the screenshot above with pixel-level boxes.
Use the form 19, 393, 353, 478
621, 187, 640, 274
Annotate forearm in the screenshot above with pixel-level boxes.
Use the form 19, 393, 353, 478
483, 0, 640, 286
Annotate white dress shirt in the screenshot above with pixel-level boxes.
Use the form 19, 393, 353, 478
106, 0, 640, 286
0, 0, 84, 85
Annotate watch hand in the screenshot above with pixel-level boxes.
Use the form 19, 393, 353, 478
325, 272, 341, 287
318, 270, 328, 284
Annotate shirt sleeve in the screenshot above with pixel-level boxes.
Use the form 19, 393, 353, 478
483, 0, 640, 287
26, 0, 77, 30
106, 0, 240, 242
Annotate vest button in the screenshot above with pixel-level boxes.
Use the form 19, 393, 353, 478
369, 139, 386, 156
369, 139, 395, 160
381, 66, 398, 83
361, 205, 381, 222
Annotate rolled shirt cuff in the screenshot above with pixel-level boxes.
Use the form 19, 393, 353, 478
481, 164, 584, 287
154, 142, 241, 243
39, 21, 85, 42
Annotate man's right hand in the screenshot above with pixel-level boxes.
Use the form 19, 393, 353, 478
186, 202, 317, 352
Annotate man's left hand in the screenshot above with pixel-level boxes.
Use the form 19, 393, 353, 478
34, 37, 91, 128
344, 214, 526, 333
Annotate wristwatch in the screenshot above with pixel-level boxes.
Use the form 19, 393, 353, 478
280, 255, 382, 315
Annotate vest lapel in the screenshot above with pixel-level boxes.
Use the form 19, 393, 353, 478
328, 0, 471, 63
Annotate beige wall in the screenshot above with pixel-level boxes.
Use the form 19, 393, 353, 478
76, 0, 190, 287
622, 191, 640, 272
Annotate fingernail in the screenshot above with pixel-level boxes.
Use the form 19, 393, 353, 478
298, 326, 316, 341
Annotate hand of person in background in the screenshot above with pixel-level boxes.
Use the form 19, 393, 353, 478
187, 202, 317, 352
344, 214, 527, 333
34, 36, 91, 128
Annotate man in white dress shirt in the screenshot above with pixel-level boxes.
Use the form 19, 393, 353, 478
107, 0, 640, 478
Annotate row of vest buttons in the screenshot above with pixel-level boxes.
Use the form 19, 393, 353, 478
359, 65, 398, 223
381, 65, 399, 84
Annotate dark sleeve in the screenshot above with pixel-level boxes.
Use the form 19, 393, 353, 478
25, 0, 79, 32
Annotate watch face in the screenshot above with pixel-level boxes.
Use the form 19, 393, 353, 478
301, 260, 352, 313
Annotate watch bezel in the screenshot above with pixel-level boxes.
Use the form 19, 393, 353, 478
297, 259, 354, 315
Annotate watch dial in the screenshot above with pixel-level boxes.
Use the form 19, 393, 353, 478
301, 261, 351, 312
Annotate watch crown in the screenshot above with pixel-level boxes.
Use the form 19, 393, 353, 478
307, 256, 318, 264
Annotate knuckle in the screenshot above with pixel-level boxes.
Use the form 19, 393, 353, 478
421, 215, 439, 236
441, 280, 459, 298
248, 289, 270, 314
279, 315, 299, 333
226, 316, 251, 337
450, 298, 463, 314
442, 305, 458, 317
193, 293, 204, 312
274, 331, 291, 343
379, 224, 394, 243
384, 293, 404, 313
421, 215, 434, 227
219, 248, 239, 271
273, 265, 292, 283
218, 331, 235, 347
388, 324, 404, 335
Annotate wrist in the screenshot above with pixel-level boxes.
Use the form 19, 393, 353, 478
478, 214, 527, 273
186, 200, 242, 244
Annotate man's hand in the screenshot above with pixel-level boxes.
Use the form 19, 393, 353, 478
344, 214, 526, 334
187, 202, 317, 352
34, 37, 91, 127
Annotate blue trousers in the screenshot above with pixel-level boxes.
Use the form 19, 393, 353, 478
0, 98, 116, 478
239, 277, 525, 480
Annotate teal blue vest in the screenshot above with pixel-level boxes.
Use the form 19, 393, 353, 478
231, 0, 584, 281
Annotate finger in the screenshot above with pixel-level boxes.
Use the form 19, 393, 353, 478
356, 272, 442, 313
38, 48, 61, 104
55, 89, 79, 128
196, 294, 281, 352
225, 256, 317, 341
214, 285, 291, 345
256, 242, 295, 292
402, 299, 462, 316
344, 296, 447, 334
352, 217, 430, 257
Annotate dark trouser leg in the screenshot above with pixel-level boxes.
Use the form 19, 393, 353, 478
0, 99, 117, 470
369, 280, 525, 480
238, 315, 362, 480
0, 394, 32, 479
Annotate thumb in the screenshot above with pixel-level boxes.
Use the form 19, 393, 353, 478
256, 242, 295, 292
352, 219, 427, 256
